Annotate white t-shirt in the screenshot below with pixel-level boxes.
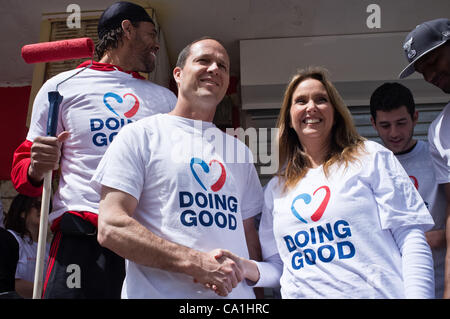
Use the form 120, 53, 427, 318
91, 113, 264, 299
428, 102, 450, 184
7, 230, 49, 283
396, 140, 447, 298
27, 67, 177, 223
259, 141, 434, 299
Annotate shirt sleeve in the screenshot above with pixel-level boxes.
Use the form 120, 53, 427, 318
367, 144, 435, 232
26, 75, 66, 143
241, 163, 264, 220
253, 253, 283, 288
10, 140, 43, 197
391, 225, 435, 298
12, 74, 68, 197
258, 179, 280, 260
428, 108, 450, 184
90, 123, 146, 201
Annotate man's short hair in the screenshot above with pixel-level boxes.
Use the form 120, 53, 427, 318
175, 36, 225, 69
370, 82, 416, 121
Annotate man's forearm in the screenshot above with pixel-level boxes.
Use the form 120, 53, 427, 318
98, 186, 244, 296
97, 209, 204, 277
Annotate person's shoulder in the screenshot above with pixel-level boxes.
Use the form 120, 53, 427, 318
128, 113, 165, 132
430, 101, 450, 128
357, 140, 395, 167
416, 139, 429, 149
362, 139, 390, 154
3, 229, 21, 246
222, 131, 258, 163
444, 101, 450, 112
45, 68, 82, 84
36, 68, 81, 93
0, 227, 14, 241
0, 228, 19, 255
264, 175, 282, 194
137, 80, 176, 95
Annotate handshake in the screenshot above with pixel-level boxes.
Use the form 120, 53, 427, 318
191, 249, 258, 297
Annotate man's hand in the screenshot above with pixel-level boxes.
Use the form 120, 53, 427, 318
212, 249, 260, 285
28, 131, 70, 184
193, 249, 244, 297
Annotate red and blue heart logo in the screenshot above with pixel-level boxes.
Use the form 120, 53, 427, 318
291, 185, 330, 223
103, 92, 140, 118
190, 157, 226, 192
409, 176, 419, 190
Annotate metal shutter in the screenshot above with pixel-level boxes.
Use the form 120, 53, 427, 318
45, 18, 99, 81
350, 103, 446, 143
245, 102, 446, 186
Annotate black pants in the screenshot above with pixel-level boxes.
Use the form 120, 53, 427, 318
42, 213, 125, 299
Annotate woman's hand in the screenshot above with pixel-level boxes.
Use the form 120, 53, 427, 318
196, 249, 260, 296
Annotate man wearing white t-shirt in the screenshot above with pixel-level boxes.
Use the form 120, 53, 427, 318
370, 82, 447, 298
399, 18, 450, 298
91, 37, 264, 298
10, 2, 176, 298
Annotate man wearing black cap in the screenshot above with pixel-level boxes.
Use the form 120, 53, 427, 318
96, 1, 159, 73
10, 1, 176, 298
399, 18, 450, 298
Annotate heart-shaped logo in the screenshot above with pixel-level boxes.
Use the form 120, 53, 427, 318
409, 176, 418, 190
103, 92, 140, 118
190, 157, 226, 192
291, 185, 330, 223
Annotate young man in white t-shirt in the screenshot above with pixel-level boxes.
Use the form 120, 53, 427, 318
399, 18, 450, 298
370, 82, 447, 298
91, 37, 264, 298
10, 2, 176, 298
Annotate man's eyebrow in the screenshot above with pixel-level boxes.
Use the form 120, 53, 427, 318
378, 117, 408, 125
196, 54, 229, 66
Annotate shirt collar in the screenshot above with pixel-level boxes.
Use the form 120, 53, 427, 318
77, 60, 146, 79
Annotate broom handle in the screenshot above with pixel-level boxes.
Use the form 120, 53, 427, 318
32, 91, 62, 299
32, 170, 52, 299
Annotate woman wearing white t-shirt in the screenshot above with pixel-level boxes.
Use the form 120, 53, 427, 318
216, 67, 435, 298
4, 194, 49, 298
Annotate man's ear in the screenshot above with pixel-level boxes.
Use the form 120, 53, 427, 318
173, 66, 182, 86
412, 110, 419, 126
370, 116, 377, 130
121, 20, 134, 40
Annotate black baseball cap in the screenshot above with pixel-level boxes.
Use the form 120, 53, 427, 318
98, 1, 155, 39
399, 18, 450, 79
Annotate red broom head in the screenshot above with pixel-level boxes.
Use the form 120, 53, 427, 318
21, 37, 94, 64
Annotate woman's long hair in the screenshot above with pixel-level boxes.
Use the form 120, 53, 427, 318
276, 66, 365, 191
4, 194, 41, 243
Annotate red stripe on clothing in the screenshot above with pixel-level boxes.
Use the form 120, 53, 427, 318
42, 230, 62, 298
42, 212, 98, 297
50, 211, 98, 233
